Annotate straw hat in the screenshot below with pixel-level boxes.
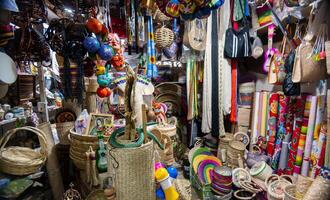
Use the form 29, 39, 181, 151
0, 52, 17, 85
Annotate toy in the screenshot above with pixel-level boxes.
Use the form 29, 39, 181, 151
167, 166, 178, 180
155, 162, 166, 171
155, 168, 179, 200
156, 187, 165, 200
152, 101, 168, 124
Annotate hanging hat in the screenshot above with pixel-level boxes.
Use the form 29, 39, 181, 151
0, 0, 19, 12
0, 52, 17, 85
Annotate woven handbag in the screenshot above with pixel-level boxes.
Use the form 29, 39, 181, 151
0, 126, 47, 175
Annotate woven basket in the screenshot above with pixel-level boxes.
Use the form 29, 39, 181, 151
108, 140, 155, 200
155, 27, 174, 48
174, 178, 191, 200
0, 126, 47, 175
295, 175, 314, 199
284, 185, 299, 200
69, 129, 109, 170
303, 176, 330, 200
56, 121, 74, 145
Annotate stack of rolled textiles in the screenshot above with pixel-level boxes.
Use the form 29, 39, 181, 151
211, 166, 233, 197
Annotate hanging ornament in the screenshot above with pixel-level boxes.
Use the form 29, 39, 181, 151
86, 17, 103, 34
166, 0, 180, 17
179, 0, 196, 15
96, 65, 106, 75
98, 44, 115, 60
97, 63, 111, 87
97, 87, 111, 98
110, 55, 125, 70
63, 183, 82, 200
83, 36, 101, 53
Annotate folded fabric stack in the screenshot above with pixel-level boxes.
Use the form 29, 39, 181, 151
211, 166, 233, 196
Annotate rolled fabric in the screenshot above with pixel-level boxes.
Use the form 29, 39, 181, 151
260, 92, 269, 137
257, 92, 264, 140
294, 95, 312, 176
271, 94, 289, 171
313, 96, 326, 140
278, 97, 296, 175
286, 95, 306, 175
266, 93, 279, 156
311, 123, 327, 178
250, 92, 261, 151
301, 96, 318, 176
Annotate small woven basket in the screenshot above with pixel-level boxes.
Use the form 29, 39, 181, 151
0, 126, 47, 175
284, 185, 299, 200
155, 27, 174, 48
153, 8, 171, 22
56, 121, 74, 145
69, 129, 109, 170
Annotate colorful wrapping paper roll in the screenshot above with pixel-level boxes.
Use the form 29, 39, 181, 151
267, 93, 278, 156
278, 97, 296, 175
271, 94, 289, 170
250, 92, 260, 150
286, 95, 306, 175
311, 123, 327, 178
301, 96, 318, 176
260, 92, 269, 137
146, 16, 157, 78
294, 95, 312, 176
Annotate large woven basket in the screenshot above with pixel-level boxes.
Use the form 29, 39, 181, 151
155, 26, 174, 48
303, 176, 330, 200
0, 126, 47, 175
69, 129, 109, 170
284, 185, 299, 200
56, 121, 74, 145
107, 140, 155, 200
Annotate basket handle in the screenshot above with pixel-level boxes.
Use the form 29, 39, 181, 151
0, 126, 48, 159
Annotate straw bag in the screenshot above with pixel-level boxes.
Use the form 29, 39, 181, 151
108, 140, 156, 200
188, 18, 207, 51
155, 26, 174, 48
325, 40, 330, 74
56, 121, 74, 145
0, 126, 47, 175
292, 24, 327, 83
69, 129, 109, 170
268, 37, 288, 85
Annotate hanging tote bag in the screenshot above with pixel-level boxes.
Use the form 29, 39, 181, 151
292, 24, 327, 83
268, 37, 288, 85
224, 0, 251, 58
283, 50, 300, 96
